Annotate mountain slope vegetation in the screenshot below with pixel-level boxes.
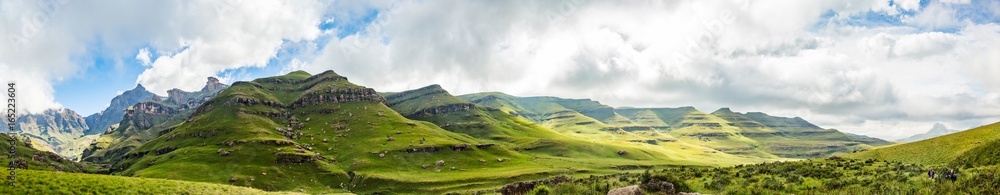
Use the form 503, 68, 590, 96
846, 121, 1000, 167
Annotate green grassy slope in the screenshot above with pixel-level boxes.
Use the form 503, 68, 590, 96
741, 112, 854, 141
666, 109, 779, 158
846, 122, 1000, 167
709, 108, 872, 158
385, 85, 756, 166
1, 133, 88, 172
4, 134, 255, 194
459, 93, 676, 142
463, 93, 885, 159
0, 169, 300, 195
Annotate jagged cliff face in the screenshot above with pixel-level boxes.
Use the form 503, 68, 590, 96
81, 77, 228, 163
85, 84, 156, 135
166, 89, 192, 106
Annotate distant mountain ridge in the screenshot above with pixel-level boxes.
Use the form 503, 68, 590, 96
3, 77, 227, 161
459, 93, 892, 158
85, 84, 157, 135
897, 123, 959, 143
5, 108, 98, 161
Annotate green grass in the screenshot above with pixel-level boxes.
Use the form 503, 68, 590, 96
846, 121, 1000, 166
512, 158, 1000, 195
0, 169, 305, 194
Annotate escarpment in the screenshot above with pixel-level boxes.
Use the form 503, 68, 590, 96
406, 103, 476, 118
292, 88, 387, 108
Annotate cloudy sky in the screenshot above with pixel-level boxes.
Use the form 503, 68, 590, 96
2, 0, 999, 140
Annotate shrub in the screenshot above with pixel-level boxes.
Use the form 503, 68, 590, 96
527, 185, 552, 195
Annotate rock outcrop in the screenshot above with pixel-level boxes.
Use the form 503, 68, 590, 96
201, 77, 227, 92
607, 185, 642, 195
166, 88, 192, 106
406, 103, 475, 118
292, 88, 388, 108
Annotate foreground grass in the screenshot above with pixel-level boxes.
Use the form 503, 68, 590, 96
0, 169, 310, 194
505, 158, 999, 195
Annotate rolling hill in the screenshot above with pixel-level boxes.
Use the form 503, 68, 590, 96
846, 121, 1000, 167
460, 93, 889, 159
383, 84, 756, 166
1, 133, 298, 194
897, 123, 960, 143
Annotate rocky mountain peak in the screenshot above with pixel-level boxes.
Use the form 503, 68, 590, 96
167, 88, 192, 105
201, 77, 226, 92
928, 123, 952, 134
712, 107, 734, 114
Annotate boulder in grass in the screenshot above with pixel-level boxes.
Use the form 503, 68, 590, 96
640, 178, 675, 194
607, 185, 642, 195
436, 160, 445, 166
500, 181, 536, 195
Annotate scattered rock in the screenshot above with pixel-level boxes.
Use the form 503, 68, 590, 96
497, 158, 506, 162
387, 136, 395, 141
229, 177, 237, 182
378, 153, 385, 158
607, 185, 642, 195
480, 159, 487, 163
500, 181, 536, 195
450, 167, 456, 170
322, 138, 328, 142
421, 164, 430, 169
640, 178, 675, 194
436, 160, 445, 166
217, 148, 231, 156
617, 150, 628, 156
451, 144, 470, 151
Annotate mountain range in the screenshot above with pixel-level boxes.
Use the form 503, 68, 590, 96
3, 77, 226, 161
7, 69, 1000, 194
53, 70, 887, 193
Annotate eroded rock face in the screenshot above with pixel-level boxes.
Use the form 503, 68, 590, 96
167, 89, 192, 106
201, 77, 227, 92
126, 102, 174, 116
292, 88, 388, 108
407, 103, 475, 118
123, 102, 176, 130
